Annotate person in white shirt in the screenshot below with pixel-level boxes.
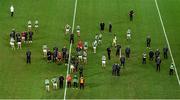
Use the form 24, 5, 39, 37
102, 55, 106, 68
28, 20, 32, 30
127, 28, 131, 40
10, 5, 14, 17
34, 20, 39, 31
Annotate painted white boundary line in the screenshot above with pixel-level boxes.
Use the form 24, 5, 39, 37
63, 0, 78, 99
154, 0, 180, 85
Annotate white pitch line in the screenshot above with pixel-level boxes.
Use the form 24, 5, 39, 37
154, 0, 180, 85
63, 0, 78, 99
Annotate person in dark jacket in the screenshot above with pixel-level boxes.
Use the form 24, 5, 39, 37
163, 46, 168, 59
129, 9, 134, 21
125, 46, 131, 58
109, 22, 112, 32
120, 55, 125, 67
156, 57, 161, 72
59, 75, 64, 89
107, 47, 111, 60
149, 49, 154, 61
26, 49, 31, 64
100, 21, 105, 31
146, 35, 151, 48
116, 44, 121, 56
70, 33, 74, 44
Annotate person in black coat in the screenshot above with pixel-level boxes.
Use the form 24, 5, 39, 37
156, 57, 161, 72
149, 49, 154, 61
120, 55, 125, 67
116, 44, 121, 56
26, 49, 31, 64
62, 46, 67, 59
129, 9, 134, 21
146, 35, 151, 48
70, 33, 74, 44
125, 46, 131, 58
59, 75, 64, 89
107, 47, 111, 60
100, 21, 105, 31
163, 46, 168, 59
109, 22, 112, 32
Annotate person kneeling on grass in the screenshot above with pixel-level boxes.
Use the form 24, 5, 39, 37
45, 79, 50, 92
73, 74, 78, 89
51, 77, 58, 90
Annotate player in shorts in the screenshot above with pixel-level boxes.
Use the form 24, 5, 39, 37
112, 33, 117, 47
92, 40, 97, 53
76, 25, 80, 37
127, 28, 131, 40
98, 33, 102, 45
84, 41, 88, 51
83, 50, 87, 64
28, 20, 32, 30
34, 20, 39, 31
65, 24, 71, 35
102, 55, 106, 68
10, 37, 15, 50
42, 45, 48, 58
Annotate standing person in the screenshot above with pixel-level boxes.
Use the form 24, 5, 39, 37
169, 63, 174, 75
66, 74, 72, 88
92, 40, 97, 53
79, 65, 83, 77
62, 46, 67, 60
76, 25, 80, 37
16, 33, 22, 49
65, 24, 71, 35
47, 50, 51, 63
155, 49, 160, 61
125, 46, 131, 58
107, 47, 111, 60
102, 55, 106, 68
156, 57, 161, 72
142, 52, 147, 64
79, 76, 85, 90
163, 46, 168, 59
120, 55, 125, 67
28, 20, 32, 30
10, 5, 14, 17
116, 63, 120, 76
112, 33, 117, 47
146, 35, 151, 48
149, 49, 154, 61
34, 20, 39, 31
129, 9, 134, 21
70, 33, 74, 44
109, 22, 112, 32
26, 49, 31, 64
73, 74, 78, 89
112, 64, 116, 76
126, 28, 131, 40
116, 44, 121, 56
29, 30, 33, 43
100, 21, 105, 31
59, 75, 64, 89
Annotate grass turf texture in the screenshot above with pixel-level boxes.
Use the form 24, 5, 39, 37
0, 0, 180, 99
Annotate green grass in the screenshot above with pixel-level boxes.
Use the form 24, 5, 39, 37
0, 0, 180, 99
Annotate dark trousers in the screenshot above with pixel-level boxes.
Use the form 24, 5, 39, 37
67, 82, 71, 88
147, 43, 150, 47
130, 15, 133, 21
169, 69, 173, 75
79, 71, 83, 77
11, 12, 14, 17
80, 83, 84, 89
156, 64, 160, 72
121, 62, 125, 66
142, 58, 146, 64
108, 53, 111, 60
116, 70, 120, 76
109, 27, 112, 32
59, 82, 63, 89
126, 53, 130, 58
116, 50, 119, 56
149, 56, 154, 61
70, 38, 74, 44
164, 53, 168, 59
112, 69, 116, 76
27, 57, 31, 64
73, 82, 78, 88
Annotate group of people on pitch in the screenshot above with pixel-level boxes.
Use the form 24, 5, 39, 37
9, 20, 38, 50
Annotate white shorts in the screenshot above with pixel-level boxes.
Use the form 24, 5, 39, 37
18, 42, 21, 45
35, 25, 38, 28
28, 25, 32, 28
127, 34, 131, 37
22, 37, 25, 40
78, 55, 83, 59
93, 46, 96, 50
84, 47, 88, 50
10, 42, 14, 46
83, 57, 87, 60
70, 64, 74, 69
46, 85, 50, 91
102, 61, 106, 64
77, 30, 80, 33
66, 29, 70, 32
53, 83, 57, 88
43, 49, 47, 53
